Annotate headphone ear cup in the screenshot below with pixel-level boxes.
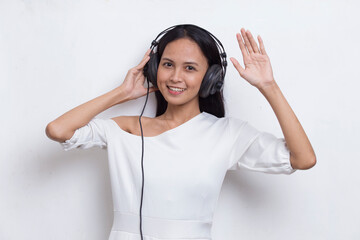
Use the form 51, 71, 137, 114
199, 64, 223, 98
145, 52, 159, 88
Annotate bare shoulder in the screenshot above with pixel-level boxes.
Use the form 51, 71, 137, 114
111, 116, 137, 133
111, 115, 162, 136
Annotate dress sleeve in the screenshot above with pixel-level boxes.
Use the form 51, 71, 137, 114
227, 117, 296, 175
59, 118, 108, 151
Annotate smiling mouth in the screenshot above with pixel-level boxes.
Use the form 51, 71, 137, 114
167, 86, 186, 92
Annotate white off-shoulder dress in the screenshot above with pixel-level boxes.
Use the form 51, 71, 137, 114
60, 111, 296, 240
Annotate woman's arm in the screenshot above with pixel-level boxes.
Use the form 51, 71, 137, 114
45, 87, 129, 142
230, 28, 316, 170
46, 49, 157, 143
258, 81, 316, 170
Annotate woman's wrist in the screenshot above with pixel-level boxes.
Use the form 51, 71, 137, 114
257, 79, 279, 96
110, 86, 131, 106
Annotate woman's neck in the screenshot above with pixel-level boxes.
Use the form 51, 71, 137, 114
159, 103, 201, 124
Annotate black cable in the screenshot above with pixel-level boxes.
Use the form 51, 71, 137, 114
138, 78, 150, 240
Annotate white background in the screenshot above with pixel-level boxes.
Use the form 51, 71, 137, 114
1, 0, 359, 239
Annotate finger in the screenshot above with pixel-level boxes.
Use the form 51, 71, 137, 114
143, 48, 151, 58
246, 30, 260, 53
236, 33, 249, 58
139, 49, 152, 65
258, 35, 267, 55
149, 86, 159, 93
230, 57, 245, 76
241, 28, 254, 54
136, 52, 151, 70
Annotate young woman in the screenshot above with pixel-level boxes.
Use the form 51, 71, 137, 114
46, 24, 316, 240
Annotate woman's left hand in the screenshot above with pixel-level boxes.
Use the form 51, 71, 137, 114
230, 28, 275, 90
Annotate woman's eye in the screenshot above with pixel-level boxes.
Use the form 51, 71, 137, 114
163, 62, 172, 67
186, 66, 196, 71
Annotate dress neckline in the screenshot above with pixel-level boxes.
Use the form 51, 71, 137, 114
109, 111, 207, 139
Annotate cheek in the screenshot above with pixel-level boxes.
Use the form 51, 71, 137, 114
156, 68, 168, 84
188, 73, 205, 88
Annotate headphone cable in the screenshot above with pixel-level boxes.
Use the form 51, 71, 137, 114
138, 78, 150, 240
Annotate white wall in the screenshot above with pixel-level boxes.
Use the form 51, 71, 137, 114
1, 0, 359, 239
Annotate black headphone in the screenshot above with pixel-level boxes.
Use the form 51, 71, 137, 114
143, 24, 228, 98
138, 24, 227, 240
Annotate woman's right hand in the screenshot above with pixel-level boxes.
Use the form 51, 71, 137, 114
120, 49, 158, 101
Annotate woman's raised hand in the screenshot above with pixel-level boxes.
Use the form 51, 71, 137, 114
230, 28, 275, 90
120, 49, 158, 100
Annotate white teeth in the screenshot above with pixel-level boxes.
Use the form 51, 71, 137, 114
168, 86, 186, 92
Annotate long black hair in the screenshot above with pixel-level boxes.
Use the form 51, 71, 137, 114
154, 25, 225, 118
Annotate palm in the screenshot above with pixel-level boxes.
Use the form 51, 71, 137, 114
242, 53, 274, 86
230, 28, 275, 89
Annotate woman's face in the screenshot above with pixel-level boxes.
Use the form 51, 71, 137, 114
157, 38, 209, 107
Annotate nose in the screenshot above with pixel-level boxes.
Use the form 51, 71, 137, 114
170, 67, 182, 83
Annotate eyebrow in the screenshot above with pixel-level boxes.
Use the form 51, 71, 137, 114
161, 57, 199, 66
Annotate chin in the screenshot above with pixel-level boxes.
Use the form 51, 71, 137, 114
165, 94, 200, 108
